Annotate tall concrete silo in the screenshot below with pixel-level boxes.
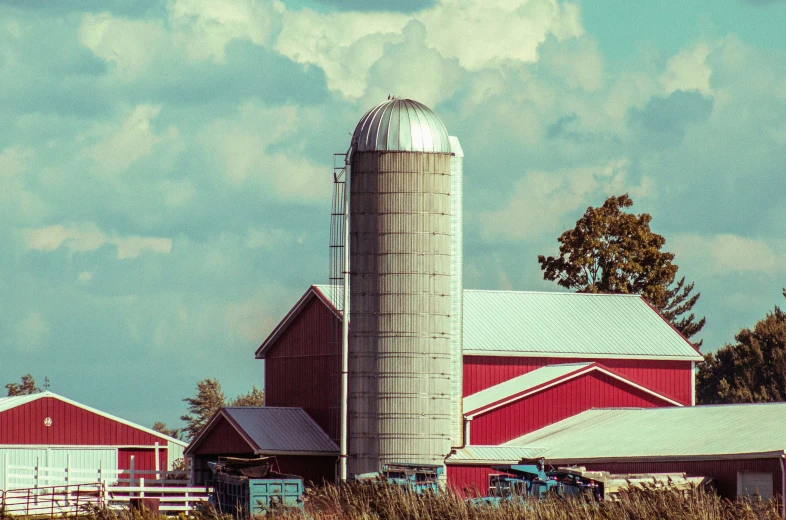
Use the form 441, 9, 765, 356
448, 135, 463, 448
346, 99, 456, 475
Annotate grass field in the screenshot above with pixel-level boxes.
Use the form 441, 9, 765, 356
21, 484, 777, 520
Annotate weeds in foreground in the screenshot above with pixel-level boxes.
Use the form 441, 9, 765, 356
288, 484, 780, 520
2, 486, 780, 520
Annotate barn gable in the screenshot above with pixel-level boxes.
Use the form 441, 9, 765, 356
465, 362, 681, 418
464, 356, 694, 405
185, 407, 339, 486
255, 285, 340, 360
255, 286, 342, 440
0, 392, 185, 447
464, 363, 682, 445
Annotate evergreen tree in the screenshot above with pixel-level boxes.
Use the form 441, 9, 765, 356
5, 374, 40, 396
538, 194, 705, 347
179, 380, 265, 440
697, 291, 786, 404
152, 421, 184, 440
230, 386, 264, 407
180, 378, 226, 441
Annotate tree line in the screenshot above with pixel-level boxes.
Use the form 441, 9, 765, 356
537, 194, 785, 405
8, 193, 785, 436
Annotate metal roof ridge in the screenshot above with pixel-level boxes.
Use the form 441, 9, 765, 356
464, 289, 642, 297
225, 406, 304, 411
655, 401, 786, 410
462, 349, 701, 360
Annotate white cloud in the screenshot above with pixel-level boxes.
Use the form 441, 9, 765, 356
540, 35, 604, 92
275, 0, 583, 98
115, 236, 172, 259
162, 180, 197, 208
22, 223, 172, 259
77, 271, 93, 283
671, 234, 786, 275
85, 104, 178, 175
0, 147, 47, 223
422, 0, 583, 69
362, 21, 463, 108
661, 43, 715, 97
478, 159, 653, 241
79, 14, 168, 78
16, 312, 50, 350
201, 103, 329, 201
168, 0, 283, 62
244, 227, 293, 250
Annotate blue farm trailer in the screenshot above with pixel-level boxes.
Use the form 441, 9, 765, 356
208, 457, 304, 517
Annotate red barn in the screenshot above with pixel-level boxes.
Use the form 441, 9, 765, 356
448, 404, 786, 509
184, 407, 339, 485
254, 285, 701, 490
0, 392, 186, 490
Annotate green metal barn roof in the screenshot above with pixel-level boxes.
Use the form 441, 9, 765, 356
502, 403, 786, 460
461, 290, 701, 360
257, 285, 702, 361
447, 445, 547, 465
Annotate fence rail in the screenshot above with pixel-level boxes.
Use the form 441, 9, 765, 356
5, 463, 190, 489
0, 483, 105, 516
106, 482, 209, 512
0, 481, 209, 515
2, 459, 208, 515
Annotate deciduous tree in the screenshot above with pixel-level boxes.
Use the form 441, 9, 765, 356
5, 374, 40, 396
538, 194, 705, 346
697, 291, 786, 404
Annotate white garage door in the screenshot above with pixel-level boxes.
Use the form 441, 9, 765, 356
0, 447, 118, 491
737, 471, 773, 500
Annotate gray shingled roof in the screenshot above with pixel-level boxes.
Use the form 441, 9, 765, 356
223, 407, 339, 455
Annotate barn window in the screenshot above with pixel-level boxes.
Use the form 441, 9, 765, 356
737, 471, 773, 500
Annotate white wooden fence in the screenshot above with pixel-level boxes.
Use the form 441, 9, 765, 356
3, 453, 189, 488
1, 456, 209, 514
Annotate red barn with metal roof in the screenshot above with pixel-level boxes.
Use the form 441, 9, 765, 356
449, 404, 786, 509
185, 407, 338, 485
253, 284, 702, 488
0, 392, 186, 490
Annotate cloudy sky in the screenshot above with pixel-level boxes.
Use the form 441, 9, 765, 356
2, 0, 785, 429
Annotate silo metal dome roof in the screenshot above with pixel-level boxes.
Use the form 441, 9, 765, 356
351, 98, 451, 153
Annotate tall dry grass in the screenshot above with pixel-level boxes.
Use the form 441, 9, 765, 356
286, 483, 781, 520
3, 485, 778, 519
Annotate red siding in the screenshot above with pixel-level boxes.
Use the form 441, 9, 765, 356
264, 297, 341, 441
464, 356, 693, 405
0, 397, 161, 446
118, 448, 170, 473
447, 465, 500, 497
190, 416, 255, 455
448, 457, 783, 502
470, 371, 674, 445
